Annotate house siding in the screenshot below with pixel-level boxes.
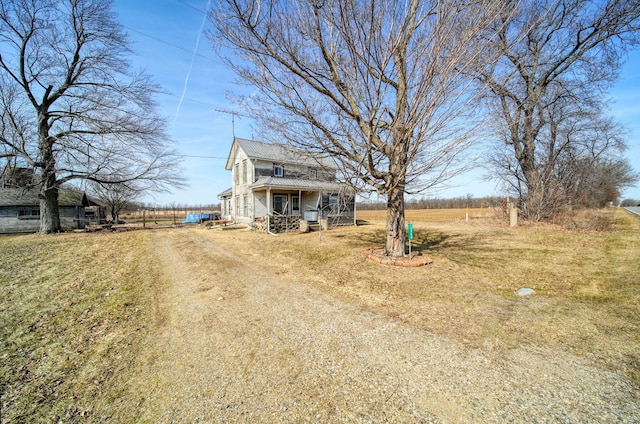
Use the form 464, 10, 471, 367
254, 192, 268, 218
232, 149, 252, 223
0, 205, 85, 234
0, 206, 41, 233
60, 205, 85, 229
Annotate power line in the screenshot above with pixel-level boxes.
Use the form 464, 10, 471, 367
179, 154, 227, 159
158, 94, 255, 125
160, 92, 221, 108
175, 0, 208, 15
124, 26, 217, 63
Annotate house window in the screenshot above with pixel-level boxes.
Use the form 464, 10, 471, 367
273, 165, 284, 177
242, 160, 247, 184
273, 194, 288, 215
234, 163, 239, 185
18, 208, 40, 219
242, 194, 248, 217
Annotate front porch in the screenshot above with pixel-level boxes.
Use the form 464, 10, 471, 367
249, 179, 355, 234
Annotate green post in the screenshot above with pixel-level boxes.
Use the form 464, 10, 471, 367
407, 223, 414, 257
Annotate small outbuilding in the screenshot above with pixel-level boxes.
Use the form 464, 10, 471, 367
0, 187, 95, 234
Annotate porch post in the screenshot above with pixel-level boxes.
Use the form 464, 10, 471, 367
318, 191, 322, 240
353, 193, 357, 225
251, 190, 255, 222
267, 186, 271, 231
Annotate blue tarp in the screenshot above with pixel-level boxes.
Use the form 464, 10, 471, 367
182, 213, 213, 224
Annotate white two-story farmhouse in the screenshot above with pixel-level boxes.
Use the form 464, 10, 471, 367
218, 138, 355, 233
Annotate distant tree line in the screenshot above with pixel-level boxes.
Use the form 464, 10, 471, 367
359, 196, 640, 210
620, 199, 640, 207
358, 196, 504, 210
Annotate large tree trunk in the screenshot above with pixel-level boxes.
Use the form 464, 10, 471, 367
516, 132, 555, 221
38, 113, 61, 234
39, 174, 61, 234
510, 110, 547, 221
385, 185, 406, 258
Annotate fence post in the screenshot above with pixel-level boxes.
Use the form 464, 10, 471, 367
510, 207, 518, 227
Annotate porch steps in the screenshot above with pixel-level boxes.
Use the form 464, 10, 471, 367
308, 223, 321, 232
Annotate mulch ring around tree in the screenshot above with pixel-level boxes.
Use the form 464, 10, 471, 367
365, 248, 433, 267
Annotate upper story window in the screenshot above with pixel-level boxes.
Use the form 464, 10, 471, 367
234, 163, 239, 185
242, 159, 247, 184
273, 165, 284, 177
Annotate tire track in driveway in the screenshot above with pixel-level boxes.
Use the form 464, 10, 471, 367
132, 228, 639, 423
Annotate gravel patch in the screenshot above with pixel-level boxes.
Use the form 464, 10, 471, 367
129, 229, 639, 423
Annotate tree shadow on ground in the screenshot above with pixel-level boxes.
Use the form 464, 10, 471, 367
349, 227, 482, 256
355, 219, 373, 226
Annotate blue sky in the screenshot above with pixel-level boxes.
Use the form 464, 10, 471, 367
113, 0, 640, 206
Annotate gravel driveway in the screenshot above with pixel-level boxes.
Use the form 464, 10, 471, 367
130, 228, 638, 423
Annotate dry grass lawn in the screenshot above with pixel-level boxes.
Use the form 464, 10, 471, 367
0, 231, 163, 421
1, 207, 639, 421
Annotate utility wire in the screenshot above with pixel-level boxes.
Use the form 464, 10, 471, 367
159, 92, 221, 108
179, 154, 227, 159
175, 0, 208, 14
124, 26, 217, 63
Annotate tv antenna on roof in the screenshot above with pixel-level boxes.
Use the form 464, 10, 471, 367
215, 109, 245, 138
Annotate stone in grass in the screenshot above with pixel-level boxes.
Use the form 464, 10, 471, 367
516, 288, 536, 296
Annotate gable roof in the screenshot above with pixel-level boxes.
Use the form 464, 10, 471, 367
225, 138, 337, 170
0, 188, 89, 207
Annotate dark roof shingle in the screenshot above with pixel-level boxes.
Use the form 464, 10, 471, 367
0, 188, 88, 207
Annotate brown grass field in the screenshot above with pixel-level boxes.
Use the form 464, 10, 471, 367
1, 207, 639, 421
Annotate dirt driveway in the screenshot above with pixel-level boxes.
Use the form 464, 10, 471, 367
127, 228, 638, 423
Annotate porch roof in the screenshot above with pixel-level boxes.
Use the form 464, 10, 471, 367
217, 187, 232, 199
249, 176, 346, 192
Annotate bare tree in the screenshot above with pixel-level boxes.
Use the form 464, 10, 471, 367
486, 94, 637, 217
476, 0, 640, 219
553, 113, 637, 208
210, 0, 507, 257
0, 0, 184, 234
88, 182, 141, 224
